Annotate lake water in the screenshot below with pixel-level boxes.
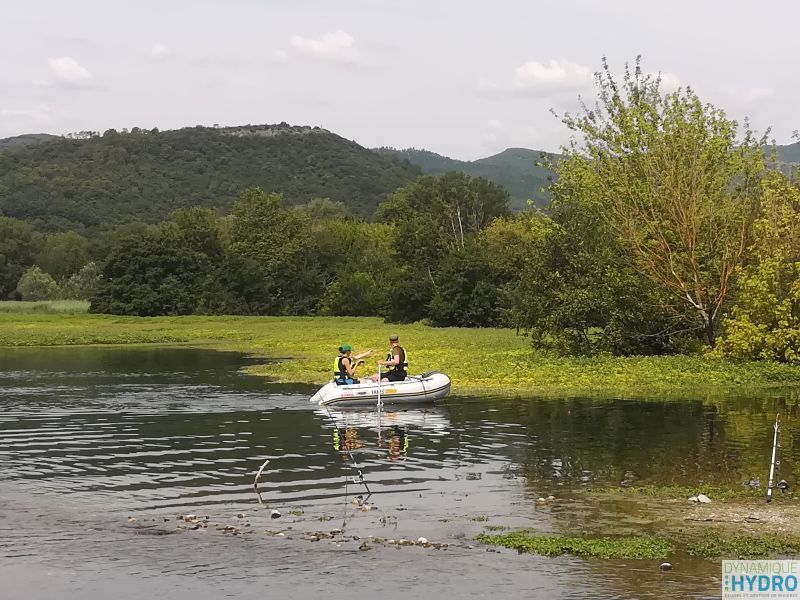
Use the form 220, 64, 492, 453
2, 346, 798, 599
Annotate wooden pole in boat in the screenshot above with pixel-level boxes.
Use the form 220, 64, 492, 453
767, 413, 781, 503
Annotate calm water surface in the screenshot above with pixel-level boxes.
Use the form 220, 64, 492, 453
2, 346, 798, 599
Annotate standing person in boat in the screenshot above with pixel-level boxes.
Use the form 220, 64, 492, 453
370, 334, 408, 382
334, 345, 373, 385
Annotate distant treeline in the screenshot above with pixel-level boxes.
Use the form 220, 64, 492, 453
0, 124, 420, 231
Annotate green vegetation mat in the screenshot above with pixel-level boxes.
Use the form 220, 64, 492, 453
476, 532, 673, 559
3, 313, 800, 395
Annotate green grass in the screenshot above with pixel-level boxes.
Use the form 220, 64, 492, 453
0, 301, 89, 314
476, 532, 673, 559
2, 313, 800, 395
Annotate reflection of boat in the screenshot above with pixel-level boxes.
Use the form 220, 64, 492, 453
319, 407, 451, 462
316, 406, 451, 432
309, 371, 451, 407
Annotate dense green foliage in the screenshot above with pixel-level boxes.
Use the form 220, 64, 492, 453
0, 124, 419, 231
0, 217, 42, 298
717, 174, 800, 360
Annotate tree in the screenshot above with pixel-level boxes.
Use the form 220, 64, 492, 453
170, 207, 225, 259
718, 174, 800, 361
228, 188, 323, 314
0, 217, 43, 299
15, 266, 59, 300
60, 262, 102, 300
36, 231, 91, 281
90, 226, 209, 316
556, 57, 766, 346
376, 172, 510, 322
428, 246, 504, 327
376, 172, 510, 275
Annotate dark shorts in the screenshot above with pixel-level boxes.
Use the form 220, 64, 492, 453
383, 371, 406, 382
334, 378, 355, 386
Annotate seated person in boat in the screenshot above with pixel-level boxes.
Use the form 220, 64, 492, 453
333, 345, 373, 385
370, 334, 408, 383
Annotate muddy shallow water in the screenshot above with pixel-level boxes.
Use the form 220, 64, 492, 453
2, 346, 798, 599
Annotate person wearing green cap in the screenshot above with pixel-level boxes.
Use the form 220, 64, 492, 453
333, 345, 373, 385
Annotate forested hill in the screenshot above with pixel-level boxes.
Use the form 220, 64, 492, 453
0, 124, 421, 232
778, 142, 800, 164
0, 133, 59, 152
375, 147, 557, 210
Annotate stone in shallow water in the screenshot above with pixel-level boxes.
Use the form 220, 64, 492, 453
697, 494, 711, 504
660, 562, 673, 571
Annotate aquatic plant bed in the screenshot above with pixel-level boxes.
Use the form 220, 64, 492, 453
476, 532, 673, 559
3, 314, 800, 395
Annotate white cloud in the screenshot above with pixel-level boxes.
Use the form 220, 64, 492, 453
477, 59, 594, 99
150, 43, 171, 59
513, 59, 594, 96
289, 30, 360, 65
47, 56, 92, 86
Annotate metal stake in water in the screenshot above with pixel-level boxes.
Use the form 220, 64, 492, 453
376, 364, 382, 439
767, 413, 781, 503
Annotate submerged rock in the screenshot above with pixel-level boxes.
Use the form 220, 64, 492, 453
660, 562, 673, 571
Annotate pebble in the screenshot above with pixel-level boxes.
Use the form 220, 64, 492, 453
697, 494, 712, 504
270, 509, 281, 519
417, 537, 428, 544
660, 562, 673, 571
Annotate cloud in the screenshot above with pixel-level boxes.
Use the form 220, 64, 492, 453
0, 105, 52, 127
288, 30, 360, 65
512, 59, 594, 96
150, 43, 172, 59
47, 56, 93, 88
478, 59, 594, 99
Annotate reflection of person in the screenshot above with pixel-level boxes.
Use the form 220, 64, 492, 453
333, 427, 364, 456
384, 426, 408, 461
370, 335, 408, 382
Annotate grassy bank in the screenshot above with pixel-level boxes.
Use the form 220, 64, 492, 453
0, 300, 90, 313
3, 313, 800, 395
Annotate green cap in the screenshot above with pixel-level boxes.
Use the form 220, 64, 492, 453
339, 344, 352, 352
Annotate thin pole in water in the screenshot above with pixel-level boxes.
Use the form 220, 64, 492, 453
767, 413, 781, 503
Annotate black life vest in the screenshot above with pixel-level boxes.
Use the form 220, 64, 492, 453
386, 346, 408, 375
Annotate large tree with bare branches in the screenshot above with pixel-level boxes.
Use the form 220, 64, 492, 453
555, 57, 767, 347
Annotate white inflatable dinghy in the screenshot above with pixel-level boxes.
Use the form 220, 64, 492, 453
310, 371, 451, 407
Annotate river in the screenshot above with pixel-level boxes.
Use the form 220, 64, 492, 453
2, 346, 796, 599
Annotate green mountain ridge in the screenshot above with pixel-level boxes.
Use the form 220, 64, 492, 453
0, 133, 60, 152
375, 146, 558, 210
0, 124, 420, 231
1, 123, 796, 233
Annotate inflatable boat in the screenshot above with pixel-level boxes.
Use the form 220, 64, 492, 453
309, 371, 451, 407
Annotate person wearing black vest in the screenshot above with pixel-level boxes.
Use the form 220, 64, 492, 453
371, 334, 408, 382
334, 345, 374, 385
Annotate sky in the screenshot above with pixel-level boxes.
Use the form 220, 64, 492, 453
2, 0, 798, 160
